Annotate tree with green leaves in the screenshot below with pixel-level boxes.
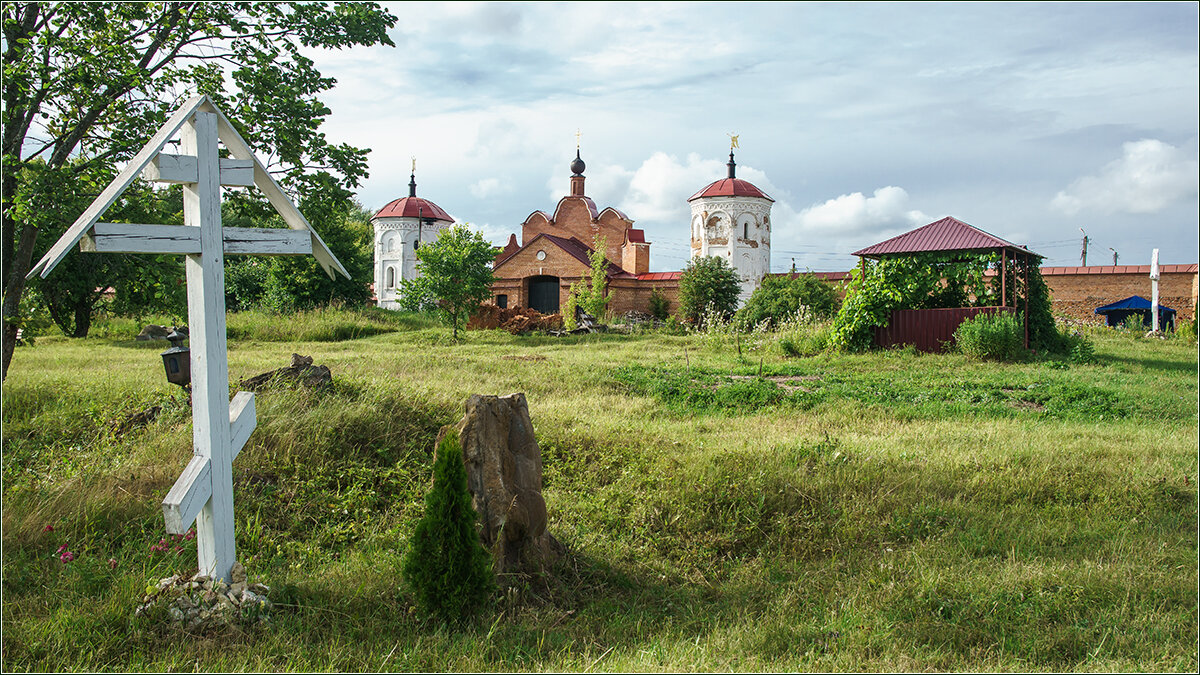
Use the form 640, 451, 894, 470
402, 429, 495, 623
735, 272, 841, 328
677, 255, 741, 326
2, 2, 396, 378
398, 225, 497, 339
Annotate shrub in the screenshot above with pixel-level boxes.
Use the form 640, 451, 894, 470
678, 255, 741, 326
777, 311, 832, 357
736, 273, 840, 328
401, 429, 495, 623
1176, 318, 1197, 344
648, 287, 671, 321
954, 311, 1026, 362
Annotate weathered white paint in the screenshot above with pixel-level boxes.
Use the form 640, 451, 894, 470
162, 391, 255, 534
81, 223, 312, 256
689, 196, 773, 304
1151, 248, 1161, 332
31, 97, 347, 583
27, 95, 346, 281
143, 154, 254, 187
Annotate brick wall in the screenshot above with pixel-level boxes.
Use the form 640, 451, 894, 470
1042, 265, 1197, 323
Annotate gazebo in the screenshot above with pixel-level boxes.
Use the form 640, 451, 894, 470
1095, 295, 1176, 331
852, 216, 1042, 352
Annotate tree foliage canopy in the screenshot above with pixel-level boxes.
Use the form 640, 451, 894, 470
398, 225, 497, 339
677, 255, 741, 326
2, 1, 396, 376
735, 273, 841, 328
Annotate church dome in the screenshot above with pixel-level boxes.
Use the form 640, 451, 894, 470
373, 196, 453, 222
687, 178, 774, 202
570, 149, 586, 176
687, 150, 774, 202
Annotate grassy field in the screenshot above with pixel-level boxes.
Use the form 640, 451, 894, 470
2, 311, 1196, 671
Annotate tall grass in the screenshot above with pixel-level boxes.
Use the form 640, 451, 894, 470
2, 309, 1196, 671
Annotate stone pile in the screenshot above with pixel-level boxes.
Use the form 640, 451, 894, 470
468, 305, 564, 334
135, 563, 272, 630
136, 324, 189, 341
240, 353, 332, 391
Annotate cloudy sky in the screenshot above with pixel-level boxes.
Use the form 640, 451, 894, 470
304, 2, 1198, 272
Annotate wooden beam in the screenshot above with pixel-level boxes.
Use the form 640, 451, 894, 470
144, 154, 255, 187
162, 455, 212, 534
81, 223, 313, 255
160, 392, 255, 535
204, 101, 349, 280
28, 96, 208, 279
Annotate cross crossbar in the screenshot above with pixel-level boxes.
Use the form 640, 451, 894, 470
144, 154, 255, 187
81, 222, 312, 256
162, 392, 256, 534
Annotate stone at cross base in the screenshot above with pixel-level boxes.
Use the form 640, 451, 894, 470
440, 393, 562, 578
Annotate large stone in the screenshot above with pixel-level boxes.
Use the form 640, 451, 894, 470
443, 393, 561, 577
240, 353, 332, 391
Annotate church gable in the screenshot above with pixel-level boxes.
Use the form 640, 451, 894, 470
493, 233, 592, 279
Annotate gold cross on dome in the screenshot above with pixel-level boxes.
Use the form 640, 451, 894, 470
576, 129, 582, 149
411, 156, 416, 173
729, 133, 740, 150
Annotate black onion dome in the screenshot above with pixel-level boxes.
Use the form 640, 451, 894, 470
570, 149, 586, 176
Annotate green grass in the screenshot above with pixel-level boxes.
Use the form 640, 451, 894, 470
2, 315, 1196, 671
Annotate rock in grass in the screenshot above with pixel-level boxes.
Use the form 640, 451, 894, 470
448, 393, 562, 579
239, 353, 332, 391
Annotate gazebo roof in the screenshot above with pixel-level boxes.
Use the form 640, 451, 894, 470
853, 216, 1038, 259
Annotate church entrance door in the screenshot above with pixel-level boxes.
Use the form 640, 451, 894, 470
528, 276, 560, 314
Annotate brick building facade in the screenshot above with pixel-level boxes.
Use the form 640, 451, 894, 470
1041, 264, 1198, 323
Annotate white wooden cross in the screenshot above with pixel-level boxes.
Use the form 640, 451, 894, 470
1150, 248, 1161, 332
29, 96, 348, 582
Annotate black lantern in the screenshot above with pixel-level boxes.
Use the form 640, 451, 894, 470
160, 329, 191, 388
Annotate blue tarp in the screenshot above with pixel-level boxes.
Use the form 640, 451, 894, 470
1094, 295, 1176, 329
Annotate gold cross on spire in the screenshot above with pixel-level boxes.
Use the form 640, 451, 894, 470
728, 133, 740, 151
411, 156, 416, 173
576, 128, 582, 149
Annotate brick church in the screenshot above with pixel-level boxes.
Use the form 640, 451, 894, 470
486, 147, 775, 316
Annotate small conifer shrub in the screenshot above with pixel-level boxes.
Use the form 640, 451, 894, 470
402, 429, 495, 622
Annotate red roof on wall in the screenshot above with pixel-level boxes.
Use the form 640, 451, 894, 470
636, 271, 682, 281
373, 196, 453, 222
852, 216, 1035, 258
687, 178, 774, 202
1040, 263, 1198, 275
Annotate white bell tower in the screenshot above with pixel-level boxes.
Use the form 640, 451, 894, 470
688, 148, 773, 303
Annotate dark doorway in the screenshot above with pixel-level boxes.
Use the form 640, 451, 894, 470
496, 294, 508, 309
528, 276, 560, 314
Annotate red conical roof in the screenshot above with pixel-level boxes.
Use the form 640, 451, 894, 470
687, 178, 773, 202
373, 196, 453, 222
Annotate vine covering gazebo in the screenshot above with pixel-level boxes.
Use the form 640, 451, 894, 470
848, 216, 1042, 352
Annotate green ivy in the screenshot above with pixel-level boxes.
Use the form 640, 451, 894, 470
829, 251, 1034, 352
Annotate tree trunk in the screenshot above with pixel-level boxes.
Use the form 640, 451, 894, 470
2, 218, 38, 381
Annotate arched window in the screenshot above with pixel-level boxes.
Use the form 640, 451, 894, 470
386, 235, 397, 253
386, 267, 395, 288
743, 222, 749, 239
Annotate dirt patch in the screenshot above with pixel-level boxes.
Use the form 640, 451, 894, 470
1008, 399, 1046, 411
729, 374, 822, 393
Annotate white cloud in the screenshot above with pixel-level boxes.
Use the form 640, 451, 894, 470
1052, 138, 1199, 215
795, 186, 930, 234
469, 177, 510, 199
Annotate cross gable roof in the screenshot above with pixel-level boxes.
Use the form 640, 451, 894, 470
852, 216, 1038, 259
29, 95, 348, 280
493, 232, 632, 278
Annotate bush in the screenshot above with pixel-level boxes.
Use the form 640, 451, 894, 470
954, 312, 1026, 362
678, 256, 741, 326
648, 287, 671, 321
777, 311, 832, 357
736, 273, 840, 328
1176, 319, 1197, 344
401, 430, 495, 622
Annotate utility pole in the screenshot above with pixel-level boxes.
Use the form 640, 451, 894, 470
1080, 228, 1089, 266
